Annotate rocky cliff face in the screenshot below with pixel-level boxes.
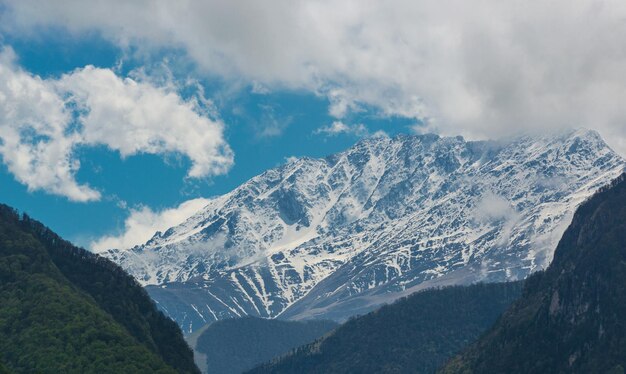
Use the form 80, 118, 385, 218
441, 173, 626, 374
103, 129, 625, 332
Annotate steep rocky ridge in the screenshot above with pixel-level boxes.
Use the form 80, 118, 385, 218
103, 129, 625, 332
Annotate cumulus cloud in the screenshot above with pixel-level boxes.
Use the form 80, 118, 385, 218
0, 48, 233, 201
3, 0, 626, 154
90, 197, 210, 251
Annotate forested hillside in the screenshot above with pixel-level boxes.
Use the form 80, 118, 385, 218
0, 362, 12, 374
0, 204, 199, 374
249, 282, 523, 374
441, 173, 626, 373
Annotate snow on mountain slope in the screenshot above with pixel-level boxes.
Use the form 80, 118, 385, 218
102, 129, 625, 332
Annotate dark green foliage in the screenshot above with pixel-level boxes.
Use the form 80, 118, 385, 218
249, 282, 523, 374
19, 213, 198, 374
0, 362, 12, 374
0, 204, 199, 374
195, 317, 337, 374
441, 173, 626, 374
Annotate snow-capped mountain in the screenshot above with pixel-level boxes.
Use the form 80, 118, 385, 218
103, 129, 625, 333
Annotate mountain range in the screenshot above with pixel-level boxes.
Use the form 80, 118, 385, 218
252, 172, 626, 373
102, 129, 625, 332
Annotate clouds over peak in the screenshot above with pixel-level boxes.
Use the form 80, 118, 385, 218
314, 121, 386, 139
4, 0, 626, 154
0, 48, 233, 201
90, 198, 210, 251
315, 121, 367, 137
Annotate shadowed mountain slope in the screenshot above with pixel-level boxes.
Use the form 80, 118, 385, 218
248, 282, 523, 374
195, 317, 337, 374
441, 173, 626, 373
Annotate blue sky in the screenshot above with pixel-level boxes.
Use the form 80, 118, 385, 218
1, 1, 625, 250
0, 30, 413, 247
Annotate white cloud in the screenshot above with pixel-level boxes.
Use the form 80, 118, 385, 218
317, 121, 351, 135
284, 156, 299, 164
250, 81, 270, 95
474, 191, 520, 245
474, 192, 517, 223
0, 48, 233, 201
315, 121, 387, 139
315, 121, 366, 137
90, 197, 210, 251
256, 105, 292, 138
3, 0, 626, 154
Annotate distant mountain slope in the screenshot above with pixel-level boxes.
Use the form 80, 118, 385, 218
441, 173, 626, 373
248, 282, 523, 374
0, 204, 199, 374
194, 317, 337, 374
104, 129, 625, 332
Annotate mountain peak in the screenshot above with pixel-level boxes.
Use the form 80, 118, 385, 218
103, 131, 625, 332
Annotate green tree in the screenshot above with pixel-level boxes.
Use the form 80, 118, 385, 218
0, 204, 199, 374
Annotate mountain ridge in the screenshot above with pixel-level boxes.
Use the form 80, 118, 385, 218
103, 129, 625, 332
440, 172, 626, 373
